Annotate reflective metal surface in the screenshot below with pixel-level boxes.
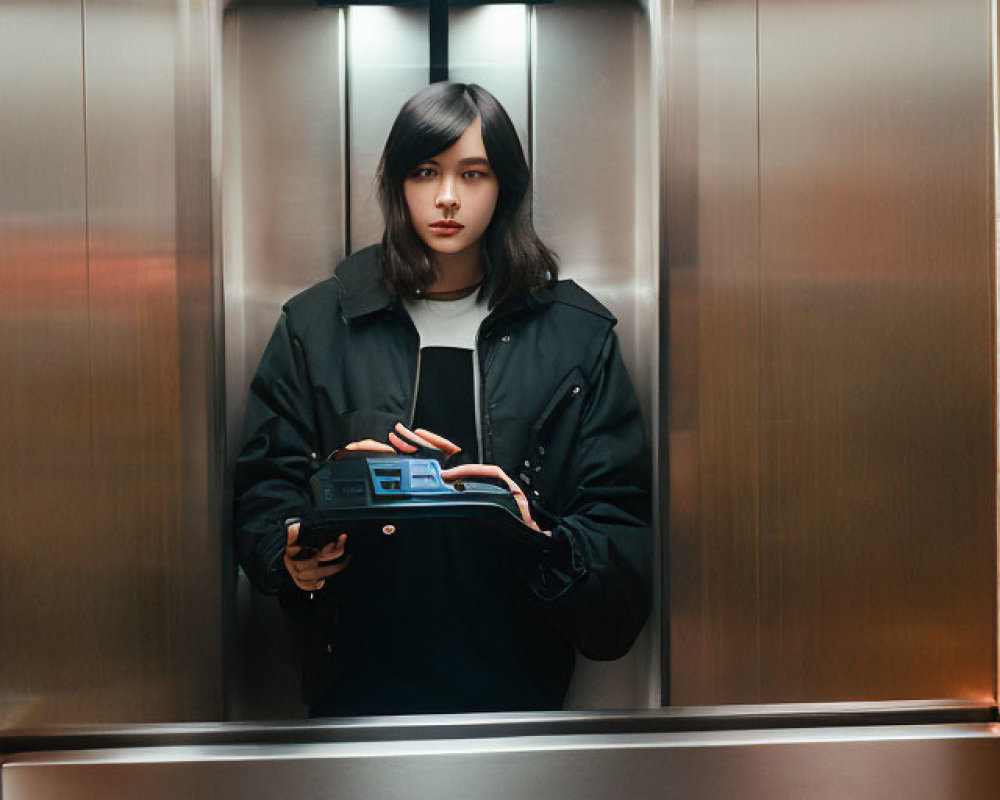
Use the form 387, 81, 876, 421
448, 4, 529, 146
0, 0, 91, 727
2, 701, 993, 753
221, 2, 347, 720
347, 5, 429, 251
756, 0, 994, 703
83, 0, 220, 722
666, 0, 996, 704
6, 722, 1000, 799
665, 0, 763, 705
534, 0, 658, 710
0, 0, 221, 727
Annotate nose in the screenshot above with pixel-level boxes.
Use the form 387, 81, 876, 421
435, 175, 460, 215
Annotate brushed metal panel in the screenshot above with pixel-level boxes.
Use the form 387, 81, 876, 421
632, 0, 660, 709
659, 0, 698, 707
756, 0, 995, 701
0, 0, 91, 728
221, 3, 346, 720
174, 0, 226, 722
7, 725, 1000, 799
448, 4, 529, 146
534, 0, 656, 709
2, 700, 992, 751
667, 0, 762, 706
347, 5, 429, 252
83, 0, 220, 721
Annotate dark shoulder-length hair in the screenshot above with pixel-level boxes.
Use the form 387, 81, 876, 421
376, 82, 558, 307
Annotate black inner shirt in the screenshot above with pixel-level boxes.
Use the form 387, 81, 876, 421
411, 346, 478, 465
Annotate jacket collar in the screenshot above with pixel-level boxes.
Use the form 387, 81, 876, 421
335, 244, 555, 322
335, 246, 395, 320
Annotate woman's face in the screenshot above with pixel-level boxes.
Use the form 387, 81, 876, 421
403, 116, 499, 263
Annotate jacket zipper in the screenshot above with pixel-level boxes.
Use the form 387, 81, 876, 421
394, 304, 422, 428
474, 326, 491, 463
408, 347, 422, 428
475, 305, 522, 464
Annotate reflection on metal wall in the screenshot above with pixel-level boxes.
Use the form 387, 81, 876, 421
348, 5, 429, 251
0, 0, 92, 727
448, 4, 529, 148
0, 0, 220, 726
666, 0, 996, 704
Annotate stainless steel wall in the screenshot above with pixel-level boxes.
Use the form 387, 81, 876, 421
223, 2, 347, 720
8, 724, 1000, 799
533, 0, 659, 709
666, 0, 996, 704
0, 0, 221, 726
3, 0, 995, 735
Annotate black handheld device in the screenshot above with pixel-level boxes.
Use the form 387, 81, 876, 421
295, 451, 551, 553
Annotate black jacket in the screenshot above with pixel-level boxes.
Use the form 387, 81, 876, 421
234, 246, 652, 714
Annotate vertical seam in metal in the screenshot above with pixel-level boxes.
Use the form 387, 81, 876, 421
527, 4, 535, 175
990, 0, 999, 710
754, 0, 764, 705
81, 0, 96, 484
340, 6, 351, 258
648, 0, 664, 710
659, 0, 674, 708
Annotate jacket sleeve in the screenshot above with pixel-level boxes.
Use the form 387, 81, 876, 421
519, 328, 653, 661
233, 311, 318, 596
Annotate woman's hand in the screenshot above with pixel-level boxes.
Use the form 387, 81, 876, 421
388, 422, 461, 459
284, 437, 392, 592
440, 463, 551, 536
342, 439, 397, 454
390, 422, 548, 534
284, 523, 349, 592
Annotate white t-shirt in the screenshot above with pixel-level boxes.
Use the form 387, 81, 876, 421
402, 292, 490, 461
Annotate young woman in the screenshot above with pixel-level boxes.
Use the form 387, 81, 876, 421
234, 82, 651, 716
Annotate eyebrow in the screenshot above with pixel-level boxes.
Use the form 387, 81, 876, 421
422, 157, 491, 167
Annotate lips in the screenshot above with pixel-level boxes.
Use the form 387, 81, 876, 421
430, 220, 464, 230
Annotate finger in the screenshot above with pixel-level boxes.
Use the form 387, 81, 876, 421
501, 477, 535, 528
393, 422, 438, 451
413, 427, 461, 457
300, 556, 351, 582
441, 464, 536, 528
318, 534, 347, 560
388, 430, 418, 453
345, 439, 396, 452
297, 576, 325, 592
440, 464, 508, 480
286, 522, 300, 546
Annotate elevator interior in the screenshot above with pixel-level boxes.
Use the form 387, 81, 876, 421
1, 0, 998, 779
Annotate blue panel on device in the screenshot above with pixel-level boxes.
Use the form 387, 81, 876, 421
367, 458, 450, 495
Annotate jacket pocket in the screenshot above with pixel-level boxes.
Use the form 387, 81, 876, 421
520, 366, 588, 514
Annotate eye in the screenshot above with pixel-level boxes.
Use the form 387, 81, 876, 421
462, 169, 489, 180
411, 166, 436, 179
